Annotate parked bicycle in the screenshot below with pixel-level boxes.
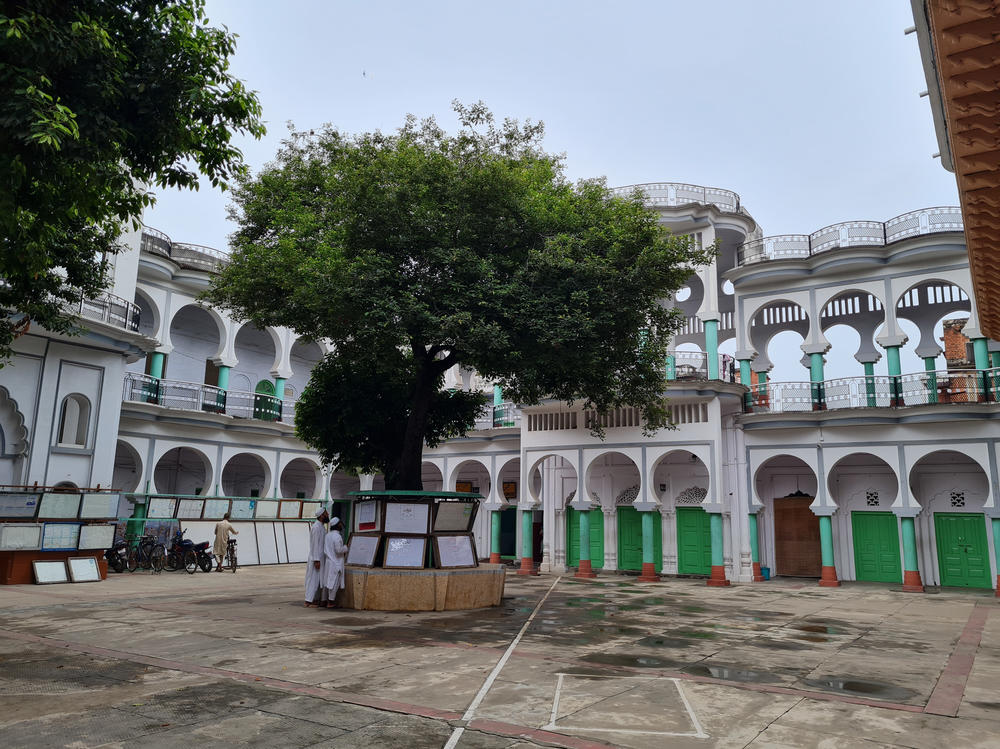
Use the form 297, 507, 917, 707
224, 537, 237, 572
126, 534, 166, 574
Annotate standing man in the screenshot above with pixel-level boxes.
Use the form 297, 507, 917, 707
213, 512, 239, 572
304, 505, 328, 607
321, 517, 348, 608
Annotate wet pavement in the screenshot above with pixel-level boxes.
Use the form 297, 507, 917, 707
1, 566, 998, 747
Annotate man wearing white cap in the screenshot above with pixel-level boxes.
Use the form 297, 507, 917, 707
304, 505, 329, 607
321, 517, 347, 608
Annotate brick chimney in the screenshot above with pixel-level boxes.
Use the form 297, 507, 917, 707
941, 318, 973, 370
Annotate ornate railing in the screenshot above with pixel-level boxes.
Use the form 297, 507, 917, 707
472, 402, 522, 430
610, 182, 745, 215
665, 350, 737, 383
743, 368, 1000, 413
737, 207, 963, 265
140, 225, 229, 271
76, 293, 142, 332
123, 373, 285, 422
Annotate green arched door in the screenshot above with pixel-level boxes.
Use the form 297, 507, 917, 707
253, 379, 279, 421
566, 507, 604, 569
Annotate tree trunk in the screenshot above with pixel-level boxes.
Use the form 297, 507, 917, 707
388, 364, 437, 490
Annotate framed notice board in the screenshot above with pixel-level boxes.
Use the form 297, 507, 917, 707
78, 524, 116, 550
434, 534, 478, 568
147, 496, 177, 518
255, 500, 279, 519
0, 523, 43, 550
279, 500, 302, 519
383, 535, 426, 569
384, 502, 430, 534
432, 501, 476, 532
33, 560, 69, 584
79, 493, 120, 519
176, 499, 204, 519
229, 499, 255, 520
202, 498, 231, 518
42, 522, 81, 551
67, 557, 102, 583
0, 493, 40, 518
345, 534, 380, 567
37, 493, 82, 519
355, 500, 381, 532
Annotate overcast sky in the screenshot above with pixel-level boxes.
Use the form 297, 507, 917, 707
143, 1, 961, 380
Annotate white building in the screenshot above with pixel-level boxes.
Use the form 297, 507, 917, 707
4, 182, 998, 593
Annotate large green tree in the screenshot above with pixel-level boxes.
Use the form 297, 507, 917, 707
206, 103, 712, 489
1, 0, 264, 362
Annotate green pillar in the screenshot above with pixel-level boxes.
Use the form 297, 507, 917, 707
991, 351, 1000, 369
522, 509, 533, 560
490, 509, 501, 560
901, 516, 922, 592
809, 352, 825, 410
126, 499, 147, 545
739, 359, 752, 386
973, 338, 989, 370
748, 513, 760, 563
665, 353, 676, 381
924, 357, 938, 404
886, 345, 902, 406
274, 377, 286, 400
493, 385, 503, 406
818, 515, 839, 586
641, 511, 655, 565
864, 361, 876, 407
710, 513, 724, 567
216, 365, 231, 390
705, 320, 719, 380
992, 518, 1000, 589
149, 352, 165, 379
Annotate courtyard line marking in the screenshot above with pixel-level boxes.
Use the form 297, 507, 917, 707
443, 575, 562, 749
924, 604, 990, 716
542, 673, 708, 740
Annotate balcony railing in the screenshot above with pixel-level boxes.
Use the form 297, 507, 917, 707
140, 225, 229, 271
75, 293, 141, 332
665, 351, 737, 383
609, 182, 746, 216
737, 207, 963, 266
123, 373, 285, 422
743, 368, 1000, 414
472, 402, 522, 430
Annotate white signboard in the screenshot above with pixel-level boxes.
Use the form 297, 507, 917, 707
346, 534, 379, 567
176, 499, 204, 519
301, 502, 322, 520
42, 523, 81, 551
33, 560, 68, 584
37, 493, 81, 519
229, 499, 255, 519
202, 498, 230, 518
279, 501, 302, 519
436, 535, 476, 568
78, 524, 116, 550
147, 497, 176, 518
255, 500, 279, 519
383, 536, 426, 568
356, 500, 378, 532
0, 523, 43, 550
384, 503, 429, 534
67, 557, 102, 583
433, 502, 475, 532
0, 493, 40, 518
79, 493, 120, 519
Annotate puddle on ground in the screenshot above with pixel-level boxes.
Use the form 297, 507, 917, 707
793, 624, 840, 635
683, 664, 781, 683
634, 635, 694, 649
791, 634, 829, 643
672, 629, 718, 640
682, 605, 707, 613
802, 676, 916, 701
581, 653, 677, 669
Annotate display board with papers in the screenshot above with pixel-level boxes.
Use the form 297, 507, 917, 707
202, 498, 230, 518
355, 500, 379, 532
384, 502, 430, 534
255, 500, 279, 518
176, 499, 204, 519
432, 502, 475, 532
383, 536, 426, 568
79, 493, 120, 519
346, 534, 379, 567
0, 494, 40, 518
67, 556, 101, 583
33, 560, 68, 584
78, 524, 116, 550
0, 523, 42, 550
37, 493, 81, 519
279, 501, 302, 519
434, 534, 477, 568
42, 523, 81, 551
147, 497, 176, 518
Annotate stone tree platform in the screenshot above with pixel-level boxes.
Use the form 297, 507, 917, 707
337, 563, 505, 611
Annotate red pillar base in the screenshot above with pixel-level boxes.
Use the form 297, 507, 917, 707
707, 564, 731, 587
516, 557, 537, 575
636, 562, 660, 582
489, 552, 501, 564
574, 559, 597, 579
901, 569, 925, 593
818, 565, 841, 587
995, 575, 1000, 597
751, 561, 765, 582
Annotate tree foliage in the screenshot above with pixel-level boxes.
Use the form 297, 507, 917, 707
0, 0, 264, 361
206, 102, 712, 488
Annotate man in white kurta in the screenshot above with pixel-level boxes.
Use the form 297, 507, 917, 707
304, 506, 329, 607
321, 517, 348, 607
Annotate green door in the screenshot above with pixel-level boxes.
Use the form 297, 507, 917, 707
676, 507, 712, 575
617, 507, 662, 572
851, 512, 902, 583
934, 513, 992, 589
566, 508, 604, 569
253, 379, 279, 421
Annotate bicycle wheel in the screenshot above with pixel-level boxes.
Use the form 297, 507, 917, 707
126, 548, 139, 573
151, 545, 166, 574
227, 547, 237, 572
184, 550, 198, 574
198, 553, 213, 573
165, 551, 180, 571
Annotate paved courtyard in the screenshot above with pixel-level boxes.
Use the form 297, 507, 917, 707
0, 566, 998, 748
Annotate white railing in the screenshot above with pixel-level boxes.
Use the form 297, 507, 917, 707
609, 182, 744, 215
140, 226, 229, 271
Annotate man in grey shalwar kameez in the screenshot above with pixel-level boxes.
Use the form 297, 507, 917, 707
304, 506, 329, 607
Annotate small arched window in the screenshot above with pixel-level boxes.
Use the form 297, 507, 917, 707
57, 394, 91, 447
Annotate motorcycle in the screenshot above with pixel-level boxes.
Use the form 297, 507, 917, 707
166, 528, 215, 574
104, 538, 129, 573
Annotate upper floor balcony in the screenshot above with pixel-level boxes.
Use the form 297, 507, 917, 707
737, 207, 963, 266
609, 182, 748, 217
123, 373, 294, 423
140, 225, 230, 272
743, 367, 1000, 415
75, 292, 141, 333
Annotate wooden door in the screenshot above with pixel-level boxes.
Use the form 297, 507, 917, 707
851, 512, 902, 583
934, 513, 991, 588
566, 508, 605, 569
773, 497, 821, 577
676, 507, 712, 575
617, 507, 662, 572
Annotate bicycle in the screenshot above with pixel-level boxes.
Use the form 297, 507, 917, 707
224, 537, 238, 572
126, 534, 166, 574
